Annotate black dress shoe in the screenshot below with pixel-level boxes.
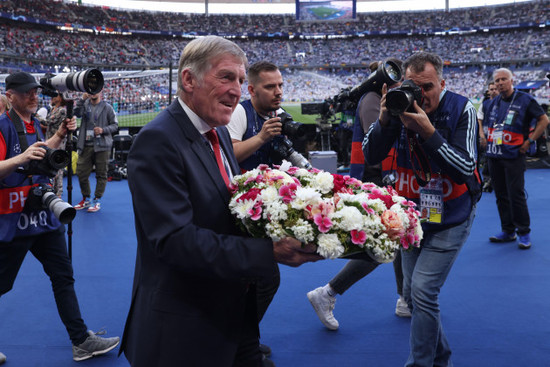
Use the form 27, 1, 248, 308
259, 343, 271, 357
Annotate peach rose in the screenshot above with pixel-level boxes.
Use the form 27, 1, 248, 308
381, 210, 405, 240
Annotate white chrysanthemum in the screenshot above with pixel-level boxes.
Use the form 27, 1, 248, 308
317, 233, 344, 259
229, 199, 256, 220
311, 171, 334, 194
264, 201, 288, 222
332, 206, 364, 231
291, 187, 322, 210
260, 186, 279, 204
289, 219, 315, 243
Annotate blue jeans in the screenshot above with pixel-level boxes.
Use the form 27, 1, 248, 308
402, 207, 476, 367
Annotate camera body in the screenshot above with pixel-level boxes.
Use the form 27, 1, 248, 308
278, 111, 306, 138
382, 172, 397, 186
385, 79, 424, 116
26, 184, 76, 224
25, 146, 70, 177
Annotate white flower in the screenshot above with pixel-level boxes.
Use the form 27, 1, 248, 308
291, 187, 322, 210
265, 222, 286, 241
289, 219, 315, 243
229, 199, 256, 220
317, 233, 345, 259
331, 206, 364, 231
264, 201, 288, 222
311, 171, 334, 194
279, 160, 292, 171
260, 186, 279, 204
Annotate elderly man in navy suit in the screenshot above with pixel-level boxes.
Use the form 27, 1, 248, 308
120, 36, 322, 367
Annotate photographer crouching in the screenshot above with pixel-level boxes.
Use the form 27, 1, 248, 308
0, 72, 119, 364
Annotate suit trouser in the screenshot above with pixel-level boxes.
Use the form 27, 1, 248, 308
256, 263, 280, 322
76, 146, 110, 199
0, 227, 88, 345
488, 156, 530, 235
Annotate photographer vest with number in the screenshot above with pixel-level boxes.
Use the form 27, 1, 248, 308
484, 90, 537, 159
0, 111, 61, 242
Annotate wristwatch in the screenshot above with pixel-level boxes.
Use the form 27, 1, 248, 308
528, 137, 535, 144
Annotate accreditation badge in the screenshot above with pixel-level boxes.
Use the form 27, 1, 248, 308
493, 124, 504, 146
420, 177, 443, 224
86, 129, 95, 142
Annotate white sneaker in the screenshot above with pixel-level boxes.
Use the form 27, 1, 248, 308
307, 286, 339, 330
395, 296, 411, 318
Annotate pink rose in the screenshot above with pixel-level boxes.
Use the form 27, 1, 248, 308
381, 210, 405, 240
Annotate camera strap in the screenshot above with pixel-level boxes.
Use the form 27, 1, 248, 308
5, 108, 40, 186
406, 129, 431, 187
6, 108, 41, 153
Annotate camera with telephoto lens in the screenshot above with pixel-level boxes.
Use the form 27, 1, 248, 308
385, 79, 424, 116
271, 136, 312, 169
301, 59, 403, 117
269, 111, 311, 169
39, 68, 104, 95
26, 184, 76, 224
23, 146, 70, 177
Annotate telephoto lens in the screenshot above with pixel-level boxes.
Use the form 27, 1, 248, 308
40, 69, 104, 95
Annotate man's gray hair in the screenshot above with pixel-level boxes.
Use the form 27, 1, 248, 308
493, 68, 513, 79
403, 52, 444, 80
177, 36, 248, 91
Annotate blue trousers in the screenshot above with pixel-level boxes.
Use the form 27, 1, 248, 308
402, 207, 476, 367
0, 227, 88, 345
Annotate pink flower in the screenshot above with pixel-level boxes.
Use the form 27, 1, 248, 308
350, 230, 367, 245
381, 210, 405, 240
309, 201, 334, 218
236, 188, 262, 202
247, 202, 263, 221
287, 166, 299, 175
279, 183, 297, 204
258, 164, 270, 171
361, 202, 375, 215
313, 214, 332, 233
369, 188, 395, 209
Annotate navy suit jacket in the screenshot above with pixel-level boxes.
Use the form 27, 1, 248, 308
120, 99, 276, 367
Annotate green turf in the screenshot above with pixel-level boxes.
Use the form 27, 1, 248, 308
310, 6, 339, 19
103, 102, 483, 128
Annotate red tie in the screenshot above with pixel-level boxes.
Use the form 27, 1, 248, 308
205, 129, 231, 189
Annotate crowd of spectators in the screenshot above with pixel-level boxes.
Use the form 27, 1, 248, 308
1, 22, 547, 69
0, 0, 548, 108
1, 0, 548, 35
